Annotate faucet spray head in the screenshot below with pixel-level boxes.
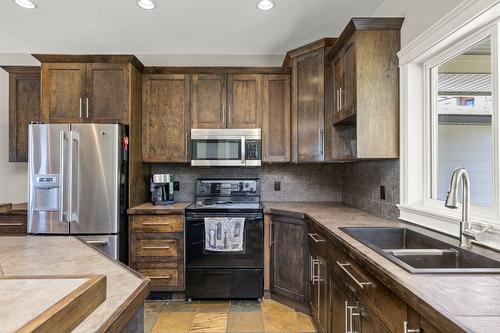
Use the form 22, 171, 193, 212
445, 167, 465, 209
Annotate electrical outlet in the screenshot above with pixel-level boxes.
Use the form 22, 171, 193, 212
274, 181, 281, 191
174, 182, 180, 191
380, 185, 386, 200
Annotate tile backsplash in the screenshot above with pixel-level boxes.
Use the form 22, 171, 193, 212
151, 164, 342, 202
341, 160, 400, 219
151, 160, 400, 219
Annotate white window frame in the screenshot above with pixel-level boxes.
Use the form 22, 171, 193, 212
399, 0, 500, 237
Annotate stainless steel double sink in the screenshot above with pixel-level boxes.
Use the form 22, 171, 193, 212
340, 227, 500, 274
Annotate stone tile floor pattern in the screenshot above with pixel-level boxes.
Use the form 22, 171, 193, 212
144, 299, 319, 333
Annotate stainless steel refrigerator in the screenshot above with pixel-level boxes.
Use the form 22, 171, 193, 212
28, 123, 128, 261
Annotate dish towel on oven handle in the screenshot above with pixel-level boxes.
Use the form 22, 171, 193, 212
205, 217, 245, 252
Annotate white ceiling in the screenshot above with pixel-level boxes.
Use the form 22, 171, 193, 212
0, 0, 384, 66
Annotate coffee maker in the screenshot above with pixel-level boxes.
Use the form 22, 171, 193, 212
150, 174, 175, 205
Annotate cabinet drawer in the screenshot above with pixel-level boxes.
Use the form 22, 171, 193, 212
334, 249, 406, 333
0, 216, 27, 235
136, 239, 178, 257
132, 215, 184, 232
138, 268, 179, 287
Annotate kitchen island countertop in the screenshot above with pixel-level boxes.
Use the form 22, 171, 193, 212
0, 236, 149, 333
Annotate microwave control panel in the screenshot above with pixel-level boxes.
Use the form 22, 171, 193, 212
245, 140, 261, 160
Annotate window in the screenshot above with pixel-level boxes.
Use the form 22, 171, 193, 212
431, 37, 493, 208
398, 2, 500, 240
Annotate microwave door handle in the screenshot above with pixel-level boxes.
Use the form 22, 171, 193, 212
241, 136, 246, 165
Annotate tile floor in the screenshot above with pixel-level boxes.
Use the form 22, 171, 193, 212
144, 299, 319, 333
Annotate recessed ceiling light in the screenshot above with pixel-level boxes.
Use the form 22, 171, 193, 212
137, 0, 156, 10
14, 0, 36, 9
257, 0, 274, 11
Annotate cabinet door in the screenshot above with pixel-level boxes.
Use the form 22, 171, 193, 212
270, 215, 308, 307
292, 49, 325, 162
331, 274, 350, 333
41, 63, 86, 123
142, 74, 191, 162
8, 71, 41, 162
191, 74, 226, 128
227, 74, 261, 128
342, 36, 356, 119
332, 53, 344, 124
86, 63, 129, 123
357, 297, 391, 333
261, 74, 291, 162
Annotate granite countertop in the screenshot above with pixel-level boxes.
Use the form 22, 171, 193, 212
262, 201, 500, 333
0, 236, 149, 333
127, 202, 192, 214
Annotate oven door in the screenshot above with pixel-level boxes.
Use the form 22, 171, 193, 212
186, 212, 263, 269
191, 136, 245, 166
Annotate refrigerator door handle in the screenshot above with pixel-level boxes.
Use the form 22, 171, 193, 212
59, 131, 69, 222
70, 131, 81, 222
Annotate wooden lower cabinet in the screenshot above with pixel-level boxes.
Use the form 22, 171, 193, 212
270, 214, 309, 310
308, 221, 330, 332
129, 214, 184, 292
0, 214, 27, 235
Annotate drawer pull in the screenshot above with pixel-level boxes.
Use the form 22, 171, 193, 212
308, 233, 325, 243
149, 275, 171, 279
0, 223, 23, 226
143, 246, 171, 250
143, 222, 170, 226
336, 261, 372, 289
403, 321, 421, 333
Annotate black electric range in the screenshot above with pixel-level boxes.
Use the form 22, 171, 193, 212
185, 179, 264, 300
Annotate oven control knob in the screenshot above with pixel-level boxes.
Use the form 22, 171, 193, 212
245, 183, 249, 188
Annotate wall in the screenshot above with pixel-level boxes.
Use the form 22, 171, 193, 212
0, 70, 28, 204
373, 0, 464, 48
341, 160, 400, 219
151, 164, 342, 202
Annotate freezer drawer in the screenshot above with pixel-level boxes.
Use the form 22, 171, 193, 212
78, 235, 118, 260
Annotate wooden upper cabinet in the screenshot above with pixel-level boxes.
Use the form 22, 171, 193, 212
2, 67, 41, 162
35, 55, 144, 125
261, 74, 291, 162
328, 18, 403, 159
191, 74, 226, 129
86, 63, 129, 123
292, 47, 328, 162
40, 63, 86, 123
142, 74, 191, 162
227, 74, 262, 128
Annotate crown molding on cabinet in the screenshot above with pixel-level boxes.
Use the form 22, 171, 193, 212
31, 54, 145, 72
142, 66, 290, 75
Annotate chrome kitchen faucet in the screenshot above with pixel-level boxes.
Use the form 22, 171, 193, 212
445, 167, 492, 247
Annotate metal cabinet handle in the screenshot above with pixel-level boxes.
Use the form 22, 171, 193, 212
318, 129, 324, 156
79, 98, 83, 118
344, 301, 349, 333
185, 132, 189, 159
308, 233, 325, 243
85, 97, 89, 118
339, 87, 344, 110
403, 321, 421, 333
0, 223, 23, 226
149, 276, 171, 279
222, 105, 225, 125
85, 239, 109, 246
143, 222, 170, 226
336, 261, 372, 289
228, 105, 232, 125
143, 246, 171, 250
269, 219, 273, 247
310, 257, 319, 284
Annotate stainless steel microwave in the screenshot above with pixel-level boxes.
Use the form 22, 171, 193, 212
191, 129, 261, 166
